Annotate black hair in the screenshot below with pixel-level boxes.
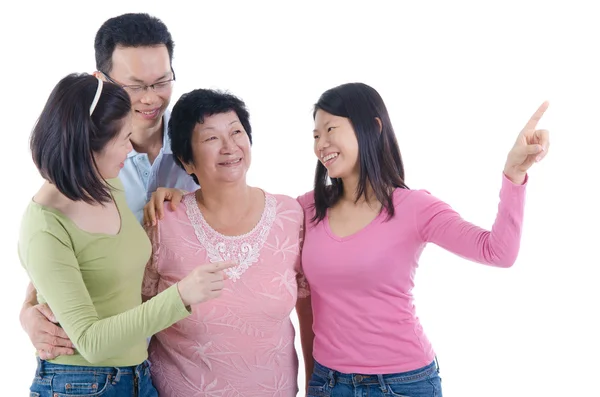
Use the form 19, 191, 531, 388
30, 73, 131, 204
94, 13, 174, 73
169, 88, 252, 185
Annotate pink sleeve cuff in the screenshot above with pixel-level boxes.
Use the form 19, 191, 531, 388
502, 172, 528, 187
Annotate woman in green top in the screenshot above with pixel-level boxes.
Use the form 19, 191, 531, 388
19, 73, 235, 397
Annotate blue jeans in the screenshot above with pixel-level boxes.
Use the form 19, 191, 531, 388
29, 358, 158, 397
307, 359, 443, 397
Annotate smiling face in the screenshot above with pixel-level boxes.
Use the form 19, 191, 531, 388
181, 111, 251, 186
108, 45, 174, 131
313, 109, 360, 180
93, 114, 133, 179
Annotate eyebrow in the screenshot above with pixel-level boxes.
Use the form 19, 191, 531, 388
313, 120, 333, 133
126, 72, 171, 84
198, 120, 241, 133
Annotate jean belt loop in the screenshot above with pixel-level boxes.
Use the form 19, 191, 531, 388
327, 369, 336, 388
114, 367, 122, 383
376, 374, 387, 393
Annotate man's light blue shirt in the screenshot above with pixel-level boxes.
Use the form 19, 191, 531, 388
118, 110, 199, 222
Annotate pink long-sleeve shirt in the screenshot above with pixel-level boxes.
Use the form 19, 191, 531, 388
297, 174, 527, 374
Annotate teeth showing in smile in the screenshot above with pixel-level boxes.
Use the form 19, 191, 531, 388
221, 159, 241, 165
322, 153, 338, 162
140, 110, 157, 115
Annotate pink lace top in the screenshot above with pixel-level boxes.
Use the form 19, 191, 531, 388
142, 191, 308, 397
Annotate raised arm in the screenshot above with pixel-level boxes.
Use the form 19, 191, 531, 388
416, 101, 550, 267
416, 173, 527, 267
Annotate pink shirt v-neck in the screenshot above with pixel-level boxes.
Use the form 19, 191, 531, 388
297, 174, 527, 374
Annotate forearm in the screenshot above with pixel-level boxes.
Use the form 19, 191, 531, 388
23, 282, 38, 307
296, 296, 315, 388
20, 282, 38, 329
67, 285, 189, 364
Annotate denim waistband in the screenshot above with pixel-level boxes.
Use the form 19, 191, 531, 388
313, 359, 439, 387
35, 358, 151, 378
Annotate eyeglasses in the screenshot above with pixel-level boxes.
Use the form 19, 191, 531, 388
100, 70, 176, 95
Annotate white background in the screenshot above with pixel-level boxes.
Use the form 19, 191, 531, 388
1, 1, 598, 396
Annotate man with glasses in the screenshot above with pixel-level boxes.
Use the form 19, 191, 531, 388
94, 13, 198, 222
19, 13, 198, 361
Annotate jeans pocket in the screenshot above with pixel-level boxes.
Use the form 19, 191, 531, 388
306, 385, 331, 397
386, 378, 438, 397
52, 373, 112, 397
386, 385, 410, 397
428, 373, 443, 397
30, 374, 53, 397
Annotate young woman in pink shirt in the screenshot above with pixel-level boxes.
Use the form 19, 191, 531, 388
295, 82, 549, 397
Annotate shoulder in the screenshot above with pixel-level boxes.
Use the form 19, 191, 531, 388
270, 192, 302, 211
21, 202, 70, 237
391, 187, 451, 220
19, 202, 74, 255
149, 194, 195, 248
393, 187, 437, 206
296, 190, 315, 211
161, 192, 195, 221
265, 191, 303, 224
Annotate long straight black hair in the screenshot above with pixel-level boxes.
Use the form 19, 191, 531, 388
312, 82, 408, 223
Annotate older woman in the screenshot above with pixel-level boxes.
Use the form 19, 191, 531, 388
141, 88, 308, 396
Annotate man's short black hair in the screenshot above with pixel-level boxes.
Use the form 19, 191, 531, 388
94, 13, 174, 73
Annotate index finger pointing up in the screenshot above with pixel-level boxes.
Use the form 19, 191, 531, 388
522, 101, 549, 133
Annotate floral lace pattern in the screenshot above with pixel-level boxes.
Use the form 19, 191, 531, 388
183, 193, 277, 282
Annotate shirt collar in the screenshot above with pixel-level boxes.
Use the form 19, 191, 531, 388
127, 109, 172, 158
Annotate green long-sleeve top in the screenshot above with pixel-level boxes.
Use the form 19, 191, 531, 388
18, 179, 190, 366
